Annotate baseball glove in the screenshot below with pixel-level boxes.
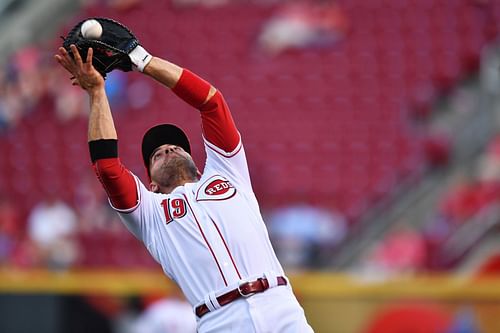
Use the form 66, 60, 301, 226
61, 17, 140, 78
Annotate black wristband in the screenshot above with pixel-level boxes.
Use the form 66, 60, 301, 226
88, 139, 118, 163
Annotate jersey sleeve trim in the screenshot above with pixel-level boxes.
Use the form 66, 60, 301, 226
108, 174, 142, 214
204, 136, 242, 158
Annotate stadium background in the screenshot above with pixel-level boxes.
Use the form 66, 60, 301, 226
1, 0, 500, 332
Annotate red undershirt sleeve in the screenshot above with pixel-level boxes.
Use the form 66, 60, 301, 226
89, 140, 138, 210
92, 158, 139, 211
172, 69, 240, 153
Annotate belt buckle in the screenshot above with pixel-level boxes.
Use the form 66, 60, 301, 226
237, 282, 255, 298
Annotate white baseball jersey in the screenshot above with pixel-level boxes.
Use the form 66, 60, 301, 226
90, 69, 313, 331
113, 137, 286, 307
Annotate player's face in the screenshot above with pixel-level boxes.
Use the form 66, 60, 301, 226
149, 144, 199, 192
150, 144, 190, 167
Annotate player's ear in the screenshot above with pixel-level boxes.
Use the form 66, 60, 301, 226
150, 182, 159, 193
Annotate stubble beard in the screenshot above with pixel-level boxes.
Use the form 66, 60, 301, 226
154, 155, 199, 190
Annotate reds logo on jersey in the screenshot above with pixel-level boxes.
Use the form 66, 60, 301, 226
196, 175, 236, 201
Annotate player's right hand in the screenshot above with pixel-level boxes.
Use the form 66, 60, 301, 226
54, 44, 105, 93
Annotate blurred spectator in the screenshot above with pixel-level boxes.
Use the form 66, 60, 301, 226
364, 294, 480, 332
105, 71, 128, 109
0, 43, 87, 130
436, 136, 500, 224
0, 195, 21, 265
360, 225, 428, 277
0, 65, 24, 131
16, 47, 48, 106
267, 204, 347, 269
52, 83, 87, 122
50, 49, 130, 117
84, 294, 128, 331
447, 307, 481, 333
257, 0, 349, 55
422, 137, 500, 270
74, 171, 115, 233
27, 193, 79, 270
438, 179, 499, 225
47, 55, 88, 122
363, 302, 453, 333
477, 134, 500, 182
130, 296, 197, 333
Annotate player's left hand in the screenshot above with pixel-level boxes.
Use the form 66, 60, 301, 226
54, 44, 105, 92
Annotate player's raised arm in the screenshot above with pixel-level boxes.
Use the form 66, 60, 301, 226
54, 45, 138, 212
142, 57, 216, 104
55, 45, 116, 141
140, 57, 240, 154
58, 17, 239, 153
54, 18, 314, 331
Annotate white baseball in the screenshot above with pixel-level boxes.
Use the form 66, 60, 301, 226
81, 19, 103, 39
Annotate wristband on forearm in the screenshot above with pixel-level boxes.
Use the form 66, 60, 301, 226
129, 45, 153, 72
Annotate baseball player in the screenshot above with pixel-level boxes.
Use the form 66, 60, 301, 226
55, 33, 314, 332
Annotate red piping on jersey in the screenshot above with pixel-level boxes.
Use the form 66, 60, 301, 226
200, 91, 240, 153
182, 194, 228, 286
205, 140, 243, 159
172, 70, 239, 153
210, 217, 242, 280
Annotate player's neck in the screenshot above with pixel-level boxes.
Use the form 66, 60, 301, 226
158, 177, 198, 194
152, 160, 200, 194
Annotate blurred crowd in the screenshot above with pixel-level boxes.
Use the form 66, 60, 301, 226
0, 0, 351, 273
0, 38, 131, 269
0, 169, 132, 270
0, 0, 499, 278
0, 44, 134, 133
2, 130, 500, 275
356, 133, 500, 277
1, 1, 500, 332
0, 44, 86, 132
0, 0, 349, 128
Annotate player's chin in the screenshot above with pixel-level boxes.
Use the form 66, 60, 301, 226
165, 155, 189, 168
161, 157, 195, 174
